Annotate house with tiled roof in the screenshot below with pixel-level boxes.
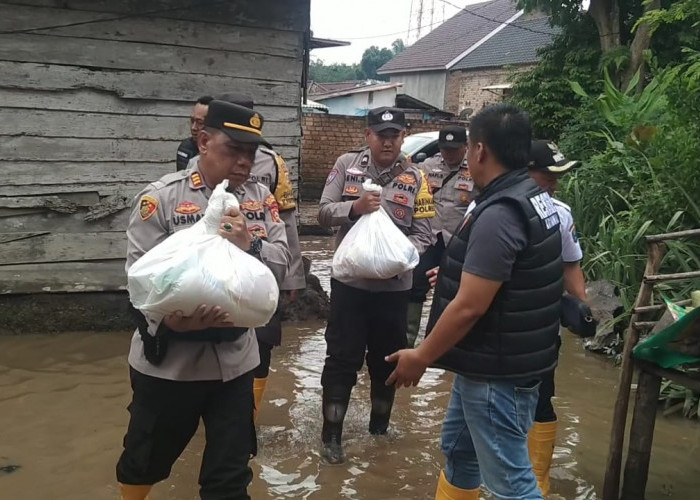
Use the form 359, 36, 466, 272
377, 0, 556, 116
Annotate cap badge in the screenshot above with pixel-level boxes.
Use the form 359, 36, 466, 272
249, 113, 261, 129
381, 111, 393, 122
446, 133, 454, 141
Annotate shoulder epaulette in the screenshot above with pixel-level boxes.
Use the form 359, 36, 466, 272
151, 170, 188, 190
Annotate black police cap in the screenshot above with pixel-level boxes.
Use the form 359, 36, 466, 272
529, 140, 580, 173
438, 125, 467, 149
204, 99, 270, 147
367, 107, 406, 132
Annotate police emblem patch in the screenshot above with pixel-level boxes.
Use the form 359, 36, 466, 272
250, 113, 262, 129
326, 168, 339, 185
240, 200, 264, 211
446, 133, 454, 141
396, 173, 416, 185
344, 186, 359, 195
394, 207, 406, 220
264, 194, 281, 223
139, 195, 158, 221
247, 224, 268, 239
381, 111, 393, 121
393, 193, 409, 205
174, 201, 201, 214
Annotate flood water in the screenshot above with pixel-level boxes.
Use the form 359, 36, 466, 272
1, 236, 699, 499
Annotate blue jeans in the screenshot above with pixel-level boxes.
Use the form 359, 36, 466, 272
440, 374, 543, 500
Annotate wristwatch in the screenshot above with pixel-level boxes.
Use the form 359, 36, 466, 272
247, 235, 262, 256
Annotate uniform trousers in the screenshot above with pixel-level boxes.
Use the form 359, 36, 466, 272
253, 309, 282, 379
116, 367, 255, 500
534, 336, 561, 423
321, 279, 408, 391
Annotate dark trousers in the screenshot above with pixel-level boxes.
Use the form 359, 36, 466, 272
321, 279, 409, 391
253, 340, 274, 379
409, 237, 445, 304
534, 337, 561, 423
116, 368, 255, 500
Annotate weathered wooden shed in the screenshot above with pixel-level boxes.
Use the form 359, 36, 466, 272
0, 0, 310, 333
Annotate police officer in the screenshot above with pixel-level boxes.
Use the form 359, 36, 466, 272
387, 104, 562, 500
222, 93, 306, 420
318, 107, 433, 464
407, 126, 476, 347
176, 95, 213, 171
527, 139, 586, 496
117, 100, 290, 500
188, 92, 306, 421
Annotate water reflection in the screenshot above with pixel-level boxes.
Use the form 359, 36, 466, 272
0, 237, 698, 499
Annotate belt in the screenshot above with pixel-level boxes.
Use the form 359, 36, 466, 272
175, 326, 250, 343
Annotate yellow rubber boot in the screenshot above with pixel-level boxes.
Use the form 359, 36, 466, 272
435, 470, 480, 499
119, 483, 151, 500
528, 420, 557, 496
253, 377, 268, 422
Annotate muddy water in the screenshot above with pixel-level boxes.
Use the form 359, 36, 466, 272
1, 236, 699, 499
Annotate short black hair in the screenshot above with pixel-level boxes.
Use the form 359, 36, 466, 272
196, 95, 214, 106
468, 103, 531, 170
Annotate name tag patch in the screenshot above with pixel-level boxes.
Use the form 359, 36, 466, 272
530, 193, 560, 230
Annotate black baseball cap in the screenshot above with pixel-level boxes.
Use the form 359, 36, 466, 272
529, 140, 580, 173
204, 99, 270, 147
367, 107, 406, 132
216, 92, 254, 110
438, 125, 467, 149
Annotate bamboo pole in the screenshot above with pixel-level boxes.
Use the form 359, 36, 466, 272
603, 241, 664, 500
645, 270, 700, 283
621, 370, 663, 500
645, 228, 700, 242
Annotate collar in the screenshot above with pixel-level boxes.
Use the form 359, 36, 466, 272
473, 169, 529, 204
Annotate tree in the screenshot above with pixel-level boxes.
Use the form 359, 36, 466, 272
518, 0, 661, 88
360, 45, 395, 80
309, 59, 364, 83
391, 38, 406, 54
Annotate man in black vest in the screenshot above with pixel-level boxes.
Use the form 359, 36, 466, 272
386, 103, 563, 500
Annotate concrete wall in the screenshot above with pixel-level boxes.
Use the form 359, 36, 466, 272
445, 65, 533, 116
0, 0, 309, 297
300, 113, 448, 200
389, 71, 447, 110
318, 87, 398, 116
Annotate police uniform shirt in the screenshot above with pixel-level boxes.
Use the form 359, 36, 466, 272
319, 148, 434, 292
420, 153, 476, 242
248, 148, 306, 290
125, 163, 291, 382
553, 198, 583, 263
176, 137, 198, 171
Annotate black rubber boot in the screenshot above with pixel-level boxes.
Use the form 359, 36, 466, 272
321, 387, 351, 465
406, 301, 424, 348
369, 384, 396, 435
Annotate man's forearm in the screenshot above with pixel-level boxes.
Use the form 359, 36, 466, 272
563, 262, 587, 301
416, 301, 482, 364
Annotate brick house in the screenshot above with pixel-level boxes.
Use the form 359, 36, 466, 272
377, 0, 556, 117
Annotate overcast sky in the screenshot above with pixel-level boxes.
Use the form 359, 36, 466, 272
310, 0, 489, 65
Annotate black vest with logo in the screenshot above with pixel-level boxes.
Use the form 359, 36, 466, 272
426, 169, 563, 379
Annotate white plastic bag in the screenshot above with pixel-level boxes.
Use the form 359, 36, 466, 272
332, 180, 419, 280
127, 180, 279, 327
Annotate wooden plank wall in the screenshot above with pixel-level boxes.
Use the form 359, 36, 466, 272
0, 0, 309, 294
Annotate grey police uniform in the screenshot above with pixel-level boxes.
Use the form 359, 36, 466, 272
125, 163, 290, 382
317, 145, 433, 456
319, 148, 433, 291
421, 153, 477, 242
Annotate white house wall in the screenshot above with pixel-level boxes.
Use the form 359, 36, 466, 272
321, 88, 398, 116
388, 71, 446, 110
